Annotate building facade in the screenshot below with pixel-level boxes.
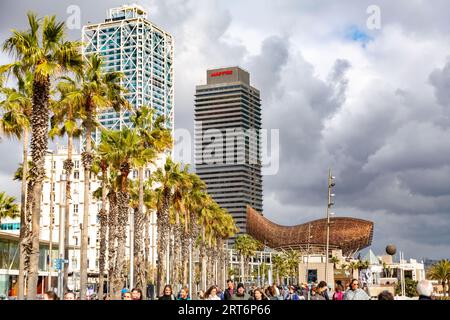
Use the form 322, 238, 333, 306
82, 4, 174, 139
38, 146, 158, 291
195, 67, 263, 235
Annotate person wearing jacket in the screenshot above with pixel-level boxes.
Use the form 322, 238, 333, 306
343, 279, 370, 300
417, 280, 433, 300
285, 286, 301, 300
204, 286, 221, 300
333, 284, 344, 300
223, 279, 235, 300
231, 283, 250, 300
159, 285, 176, 300
317, 281, 330, 300
177, 286, 191, 300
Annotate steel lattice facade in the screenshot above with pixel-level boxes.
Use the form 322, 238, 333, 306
82, 4, 174, 141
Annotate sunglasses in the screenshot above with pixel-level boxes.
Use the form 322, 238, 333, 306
351, 283, 359, 286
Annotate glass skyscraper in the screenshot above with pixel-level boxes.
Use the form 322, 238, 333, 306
82, 4, 174, 137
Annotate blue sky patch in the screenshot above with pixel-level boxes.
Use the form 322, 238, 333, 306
345, 25, 374, 47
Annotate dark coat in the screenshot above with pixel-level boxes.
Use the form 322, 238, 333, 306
224, 288, 235, 300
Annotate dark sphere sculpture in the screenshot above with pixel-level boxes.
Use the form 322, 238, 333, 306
386, 245, 396, 256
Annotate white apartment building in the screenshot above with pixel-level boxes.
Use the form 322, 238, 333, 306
41, 145, 159, 290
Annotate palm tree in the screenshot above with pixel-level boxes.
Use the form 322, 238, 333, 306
272, 254, 286, 285
181, 174, 206, 289
143, 180, 157, 287
233, 234, 261, 283
91, 154, 110, 300
106, 170, 120, 298
49, 77, 84, 291
151, 157, 184, 296
283, 250, 300, 285
130, 106, 172, 295
330, 256, 340, 270
196, 194, 216, 290
98, 128, 143, 299
428, 260, 450, 297
348, 261, 359, 279
2, 13, 82, 299
0, 192, 20, 224
169, 165, 191, 291
63, 54, 127, 299
358, 260, 370, 271
0, 70, 32, 300
213, 210, 237, 288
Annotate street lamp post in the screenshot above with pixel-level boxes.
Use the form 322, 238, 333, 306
129, 209, 134, 290
325, 168, 335, 285
306, 223, 312, 283
188, 238, 192, 299
47, 150, 55, 290
57, 174, 67, 298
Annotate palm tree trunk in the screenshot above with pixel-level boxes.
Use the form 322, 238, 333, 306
156, 191, 169, 297
207, 247, 214, 286
200, 244, 207, 291
173, 215, 181, 289
217, 239, 224, 288
23, 180, 34, 295
144, 211, 150, 285
134, 167, 146, 297
107, 191, 118, 298
97, 164, 108, 299
27, 75, 50, 300
63, 133, 74, 291
113, 190, 129, 299
181, 232, 189, 286
169, 227, 174, 287
80, 116, 93, 300
18, 128, 29, 300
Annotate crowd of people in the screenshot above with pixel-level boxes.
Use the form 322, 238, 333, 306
40, 279, 436, 301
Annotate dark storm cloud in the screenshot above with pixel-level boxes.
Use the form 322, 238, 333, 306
430, 58, 450, 108
245, 35, 290, 100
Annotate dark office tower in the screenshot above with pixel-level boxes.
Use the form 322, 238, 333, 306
195, 67, 263, 236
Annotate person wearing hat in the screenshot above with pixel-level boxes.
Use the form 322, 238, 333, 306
231, 283, 250, 300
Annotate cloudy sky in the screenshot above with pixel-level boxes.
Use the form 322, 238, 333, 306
1, 0, 450, 260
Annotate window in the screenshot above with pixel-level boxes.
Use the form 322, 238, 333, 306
72, 257, 78, 269
52, 161, 56, 169
307, 269, 318, 283
74, 171, 80, 180
73, 204, 78, 214
74, 160, 79, 169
